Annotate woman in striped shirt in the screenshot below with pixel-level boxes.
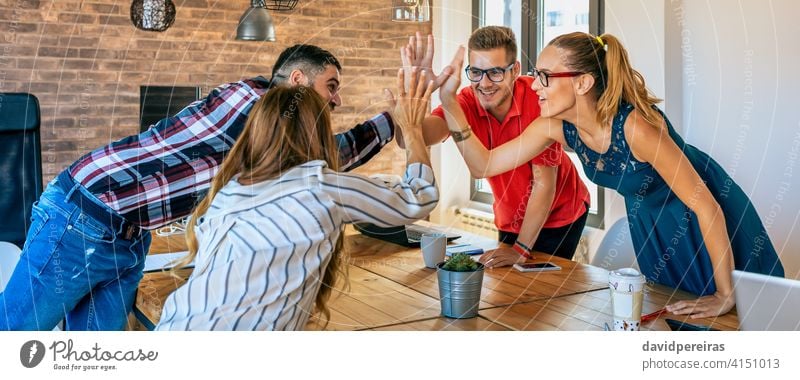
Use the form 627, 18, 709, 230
156, 70, 438, 330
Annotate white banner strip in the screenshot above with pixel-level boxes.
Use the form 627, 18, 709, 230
1, 331, 797, 379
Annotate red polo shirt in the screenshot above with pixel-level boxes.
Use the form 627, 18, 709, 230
432, 76, 590, 232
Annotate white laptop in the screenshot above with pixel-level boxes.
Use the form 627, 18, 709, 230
733, 270, 800, 331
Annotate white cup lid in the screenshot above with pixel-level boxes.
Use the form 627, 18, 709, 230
609, 267, 646, 284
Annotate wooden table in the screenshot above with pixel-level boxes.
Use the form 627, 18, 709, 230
134, 225, 738, 331
132, 233, 191, 330
479, 284, 738, 331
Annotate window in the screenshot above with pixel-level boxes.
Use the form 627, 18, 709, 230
472, 177, 494, 204
470, 0, 522, 205
538, 0, 604, 228
546, 11, 562, 26
539, 0, 594, 50
575, 12, 589, 25
472, 0, 605, 228
473, 0, 524, 71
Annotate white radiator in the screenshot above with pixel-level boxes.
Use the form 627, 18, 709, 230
453, 207, 497, 239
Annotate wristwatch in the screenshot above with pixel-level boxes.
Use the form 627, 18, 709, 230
450, 128, 472, 142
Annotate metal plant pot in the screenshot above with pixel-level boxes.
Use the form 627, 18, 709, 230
436, 262, 484, 319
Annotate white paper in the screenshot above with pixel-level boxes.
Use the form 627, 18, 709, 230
143, 251, 194, 273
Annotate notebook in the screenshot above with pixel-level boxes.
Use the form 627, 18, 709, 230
733, 270, 800, 331
353, 223, 461, 247
445, 243, 484, 256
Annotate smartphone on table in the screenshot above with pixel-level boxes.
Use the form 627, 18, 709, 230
513, 262, 561, 272
664, 319, 718, 331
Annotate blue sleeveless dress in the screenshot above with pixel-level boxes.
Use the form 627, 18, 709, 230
562, 103, 784, 295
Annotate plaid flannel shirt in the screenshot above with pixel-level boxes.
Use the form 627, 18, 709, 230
68, 77, 394, 229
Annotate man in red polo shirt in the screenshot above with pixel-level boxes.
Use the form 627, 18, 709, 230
413, 26, 590, 267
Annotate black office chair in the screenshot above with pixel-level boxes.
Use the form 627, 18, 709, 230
0, 93, 43, 249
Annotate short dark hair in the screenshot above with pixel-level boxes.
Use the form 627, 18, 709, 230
468, 26, 517, 63
271, 44, 342, 83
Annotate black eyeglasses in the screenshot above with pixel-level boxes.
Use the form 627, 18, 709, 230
531, 68, 584, 87
465, 63, 515, 83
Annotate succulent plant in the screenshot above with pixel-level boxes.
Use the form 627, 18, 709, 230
442, 252, 479, 272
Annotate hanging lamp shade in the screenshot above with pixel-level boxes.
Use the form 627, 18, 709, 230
391, 0, 430, 22
130, 0, 176, 32
236, 0, 276, 41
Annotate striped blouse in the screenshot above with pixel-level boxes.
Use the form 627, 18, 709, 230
155, 160, 438, 331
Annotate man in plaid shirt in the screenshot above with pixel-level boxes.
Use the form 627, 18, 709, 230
0, 45, 401, 330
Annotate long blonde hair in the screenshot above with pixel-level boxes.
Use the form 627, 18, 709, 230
549, 32, 663, 128
176, 85, 345, 324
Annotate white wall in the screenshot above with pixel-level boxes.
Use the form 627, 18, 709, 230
430, 0, 474, 228
603, 0, 800, 278
675, 0, 800, 278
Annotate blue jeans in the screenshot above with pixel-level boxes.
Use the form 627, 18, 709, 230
0, 177, 151, 330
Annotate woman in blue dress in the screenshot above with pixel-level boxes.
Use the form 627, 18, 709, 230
436, 32, 784, 318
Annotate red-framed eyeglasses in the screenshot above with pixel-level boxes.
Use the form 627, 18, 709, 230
531, 68, 585, 87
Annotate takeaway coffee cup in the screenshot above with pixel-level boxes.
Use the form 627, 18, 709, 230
609, 268, 646, 331
421, 233, 446, 268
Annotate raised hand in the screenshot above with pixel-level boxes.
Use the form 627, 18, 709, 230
439, 46, 465, 105
389, 67, 434, 166
381, 86, 405, 149
394, 67, 434, 137
401, 32, 453, 90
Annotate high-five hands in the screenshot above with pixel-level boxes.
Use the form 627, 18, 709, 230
439, 46, 466, 105
401, 32, 454, 91
392, 67, 434, 141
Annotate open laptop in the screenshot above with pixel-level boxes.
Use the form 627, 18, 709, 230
733, 270, 800, 331
353, 223, 461, 247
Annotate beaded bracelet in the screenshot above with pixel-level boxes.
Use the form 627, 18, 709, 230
512, 241, 533, 259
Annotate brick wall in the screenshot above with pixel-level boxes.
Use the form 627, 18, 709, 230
0, 0, 431, 181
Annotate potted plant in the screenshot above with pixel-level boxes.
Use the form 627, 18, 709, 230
436, 252, 485, 319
